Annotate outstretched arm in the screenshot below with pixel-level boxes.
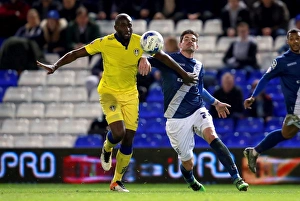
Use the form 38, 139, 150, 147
202, 89, 231, 118
37, 46, 90, 74
153, 51, 198, 85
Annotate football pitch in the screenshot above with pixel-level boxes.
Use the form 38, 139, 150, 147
0, 183, 299, 201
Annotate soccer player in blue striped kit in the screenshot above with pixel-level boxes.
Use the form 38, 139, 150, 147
148, 29, 249, 191
244, 28, 300, 173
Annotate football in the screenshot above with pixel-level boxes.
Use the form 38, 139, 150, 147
140, 30, 164, 55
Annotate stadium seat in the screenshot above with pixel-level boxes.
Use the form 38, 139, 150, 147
255, 36, 273, 52
0, 118, 30, 135
202, 19, 222, 36
0, 86, 6, 102
46, 70, 75, 86
274, 35, 286, 51
45, 53, 60, 63
195, 136, 210, 148
264, 117, 284, 133
2, 87, 32, 103
196, 36, 217, 53
247, 70, 264, 85
231, 69, 247, 86
29, 119, 59, 135
16, 103, 45, 119
74, 134, 103, 148
273, 101, 286, 117
44, 103, 74, 119
0, 103, 16, 119
148, 20, 175, 36
136, 118, 147, 134
96, 20, 115, 36
58, 119, 89, 135
194, 53, 203, 61
60, 87, 88, 102
63, 57, 89, 70
132, 19, 147, 35
146, 117, 166, 135
222, 132, 252, 148
235, 117, 264, 134
213, 118, 234, 135
175, 19, 202, 36
73, 103, 103, 119
13, 135, 43, 147
139, 102, 164, 118
0, 135, 14, 147
201, 53, 224, 69
215, 36, 237, 52
32, 86, 61, 103
0, 69, 18, 87
18, 70, 47, 86
43, 135, 77, 147
146, 85, 164, 103
75, 70, 90, 86
89, 89, 99, 102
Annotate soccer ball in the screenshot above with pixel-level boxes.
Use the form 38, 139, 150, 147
140, 30, 164, 55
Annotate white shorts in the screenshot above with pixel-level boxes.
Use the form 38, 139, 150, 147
165, 107, 215, 162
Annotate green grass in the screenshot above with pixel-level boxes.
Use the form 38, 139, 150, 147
0, 183, 299, 201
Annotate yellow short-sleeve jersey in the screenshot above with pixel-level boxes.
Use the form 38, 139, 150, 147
85, 33, 144, 92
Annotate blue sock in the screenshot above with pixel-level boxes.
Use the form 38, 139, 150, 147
120, 144, 133, 155
107, 131, 120, 144
255, 129, 286, 154
180, 164, 195, 184
210, 138, 239, 180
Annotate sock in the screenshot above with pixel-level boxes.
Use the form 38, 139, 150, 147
112, 145, 132, 183
255, 129, 286, 154
180, 164, 195, 185
210, 138, 239, 180
104, 131, 120, 152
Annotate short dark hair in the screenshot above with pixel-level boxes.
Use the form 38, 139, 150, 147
286, 28, 300, 39
180, 29, 199, 42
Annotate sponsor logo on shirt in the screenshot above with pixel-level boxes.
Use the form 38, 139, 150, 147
287, 62, 297, 67
133, 49, 139, 56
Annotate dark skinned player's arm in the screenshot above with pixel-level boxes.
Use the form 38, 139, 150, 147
53, 47, 90, 70
153, 51, 192, 81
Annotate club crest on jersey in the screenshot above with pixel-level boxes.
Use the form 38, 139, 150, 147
271, 59, 277, 69
109, 105, 116, 111
133, 49, 139, 56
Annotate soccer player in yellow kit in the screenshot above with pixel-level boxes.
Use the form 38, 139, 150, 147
37, 13, 197, 192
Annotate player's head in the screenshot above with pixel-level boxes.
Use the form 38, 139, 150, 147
114, 13, 133, 40
286, 28, 300, 53
179, 29, 199, 53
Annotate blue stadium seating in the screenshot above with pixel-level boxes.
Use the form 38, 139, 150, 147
139, 102, 164, 118
146, 85, 164, 102
264, 117, 284, 132
0, 69, 18, 87
146, 117, 166, 135
0, 86, 6, 102
235, 117, 264, 134
232, 69, 247, 86
213, 118, 234, 135
273, 101, 286, 117
74, 134, 103, 148
222, 132, 253, 148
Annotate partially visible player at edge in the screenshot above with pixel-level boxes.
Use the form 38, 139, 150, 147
244, 28, 300, 174
37, 13, 198, 192
147, 29, 249, 191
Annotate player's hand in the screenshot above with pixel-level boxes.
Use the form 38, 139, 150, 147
214, 101, 231, 118
138, 57, 151, 76
183, 72, 198, 86
244, 97, 255, 109
37, 61, 57, 75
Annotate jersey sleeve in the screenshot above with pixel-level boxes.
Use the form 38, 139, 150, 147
252, 58, 283, 97
84, 38, 104, 55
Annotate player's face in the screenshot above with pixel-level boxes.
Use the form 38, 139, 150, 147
115, 17, 133, 40
287, 32, 300, 53
179, 34, 198, 52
